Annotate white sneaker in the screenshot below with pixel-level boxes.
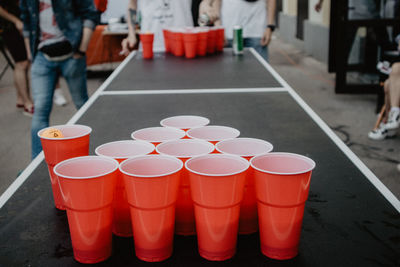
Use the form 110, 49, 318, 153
53, 88, 67, 106
368, 123, 388, 140
386, 109, 400, 130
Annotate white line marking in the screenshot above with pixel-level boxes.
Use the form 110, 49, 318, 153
100, 87, 287, 95
0, 51, 137, 210
249, 48, 400, 213
0, 152, 44, 209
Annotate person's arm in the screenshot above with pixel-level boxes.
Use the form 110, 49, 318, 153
121, 0, 138, 56
260, 0, 276, 47
19, 0, 32, 60
0, 6, 23, 32
73, 0, 100, 58
315, 0, 324, 13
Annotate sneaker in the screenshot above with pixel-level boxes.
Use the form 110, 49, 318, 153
368, 123, 388, 140
53, 88, 67, 106
386, 109, 400, 130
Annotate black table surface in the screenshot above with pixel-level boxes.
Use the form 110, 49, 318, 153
0, 51, 399, 267
105, 50, 282, 90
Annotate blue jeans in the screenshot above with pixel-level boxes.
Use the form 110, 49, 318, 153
227, 37, 269, 61
30, 52, 88, 158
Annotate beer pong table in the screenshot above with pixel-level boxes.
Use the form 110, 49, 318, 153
0, 49, 399, 266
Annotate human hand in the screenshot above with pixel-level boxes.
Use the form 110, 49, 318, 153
73, 52, 84, 59
14, 19, 23, 33
199, 0, 219, 24
121, 34, 137, 56
260, 28, 272, 47
314, 1, 323, 12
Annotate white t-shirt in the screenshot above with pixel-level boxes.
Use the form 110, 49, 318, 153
221, 0, 267, 40
38, 0, 66, 49
138, 0, 193, 50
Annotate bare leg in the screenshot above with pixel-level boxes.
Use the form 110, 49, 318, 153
13, 60, 33, 109
389, 63, 400, 108
383, 79, 390, 123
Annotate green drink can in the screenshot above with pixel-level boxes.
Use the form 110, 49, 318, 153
233, 25, 243, 55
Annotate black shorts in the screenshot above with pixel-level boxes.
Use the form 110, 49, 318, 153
2, 27, 28, 63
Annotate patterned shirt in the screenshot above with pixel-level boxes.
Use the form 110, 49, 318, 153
38, 0, 66, 49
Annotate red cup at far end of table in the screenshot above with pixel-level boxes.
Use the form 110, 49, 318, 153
214, 26, 225, 52
54, 156, 119, 264
196, 27, 209, 56
170, 29, 184, 57
162, 28, 170, 53
251, 152, 315, 260
183, 31, 198, 59
207, 27, 217, 54
140, 32, 154, 59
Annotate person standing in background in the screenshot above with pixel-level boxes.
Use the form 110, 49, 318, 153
0, 0, 33, 116
121, 0, 194, 55
20, 0, 99, 159
216, 0, 276, 61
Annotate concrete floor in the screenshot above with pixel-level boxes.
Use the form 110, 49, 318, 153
0, 36, 399, 205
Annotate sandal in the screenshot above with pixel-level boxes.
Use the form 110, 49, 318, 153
16, 104, 24, 108
23, 105, 34, 117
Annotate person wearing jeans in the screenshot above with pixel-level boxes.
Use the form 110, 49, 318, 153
20, 0, 99, 158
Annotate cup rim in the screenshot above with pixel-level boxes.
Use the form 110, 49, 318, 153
185, 154, 249, 177
37, 124, 92, 140
215, 137, 273, 157
156, 139, 214, 159
186, 125, 240, 142
250, 152, 316, 175
119, 154, 183, 178
131, 126, 186, 143
160, 115, 210, 129
54, 156, 119, 180
95, 140, 155, 159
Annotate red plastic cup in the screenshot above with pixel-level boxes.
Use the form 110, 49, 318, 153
95, 140, 155, 237
216, 138, 274, 234
38, 124, 92, 210
156, 139, 214, 235
120, 155, 183, 262
54, 156, 119, 264
170, 28, 184, 57
183, 31, 198, 59
196, 27, 209, 56
207, 27, 217, 54
186, 125, 240, 149
162, 28, 170, 53
186, 154, 249, 261
131, 127, 186, 150
160, 115, 210, 132
251, 153, 316, 260
140, 32, 154, 59
215, 26, 225, 52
